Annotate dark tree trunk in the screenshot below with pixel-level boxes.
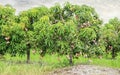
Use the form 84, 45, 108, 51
26, 49, 30, 63
26, 43, 31, 63
69, 43, 74, 65
112, 49, 115, 59
69, 53, 73, 65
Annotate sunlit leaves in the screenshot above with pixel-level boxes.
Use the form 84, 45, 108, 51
75, 5, 102, 26
2, 2, 120, 60
100, 19, 120, 58
79, 27, 97, 41
0, 5, 15, 25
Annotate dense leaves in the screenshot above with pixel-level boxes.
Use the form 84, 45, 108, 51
0, 3, 120, 64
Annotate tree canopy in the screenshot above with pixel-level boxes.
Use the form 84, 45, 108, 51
0, 3, 120, 64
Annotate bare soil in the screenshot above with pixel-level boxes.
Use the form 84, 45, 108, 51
49, 65, 120, 75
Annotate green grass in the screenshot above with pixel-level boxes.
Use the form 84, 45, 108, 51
91, 55, 120, 68
0, 53, 70, 75
0, 53, 120, 75
74, 55, 120, 69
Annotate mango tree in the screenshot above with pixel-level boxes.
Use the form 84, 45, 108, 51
52, 20, 78, 65
18, 6, 49, 63
74, 5, 103, 58
101, 18, 120, 59
2, 23, 26, 56
0, 5, 16, 55
33, 14, 80, 65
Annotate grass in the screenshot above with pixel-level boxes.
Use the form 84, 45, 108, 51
0, 53, 70, 75
0, 62, 44, 75
0, 53, 120, 75
74, 54, 120, 68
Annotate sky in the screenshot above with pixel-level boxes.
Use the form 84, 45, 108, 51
0, 0, 120, 23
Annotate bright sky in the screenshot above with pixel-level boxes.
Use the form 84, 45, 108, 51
0, 0, 120, 23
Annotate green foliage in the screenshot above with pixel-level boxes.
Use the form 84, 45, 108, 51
100, 18, 120, 58
79, 27, 97, 41
2, 23, 26, 56
1, 2, 120, 64
19, 6, 49, 30
74, 5, 102, 26
33, 16, 78, 56
50, 3, 62, 22
0, 5, 16, 55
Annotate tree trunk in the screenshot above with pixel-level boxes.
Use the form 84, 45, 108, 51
26, 43, 31, 63
112, 49, 115, 59
69, 43, 74, 65
26, 49, 30, 63
69, 53, 73, 65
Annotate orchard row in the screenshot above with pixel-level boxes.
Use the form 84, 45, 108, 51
0, 3, 120, 64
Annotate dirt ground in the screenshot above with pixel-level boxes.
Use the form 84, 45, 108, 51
49, 65, 120, 75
